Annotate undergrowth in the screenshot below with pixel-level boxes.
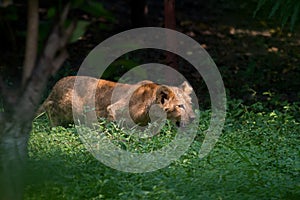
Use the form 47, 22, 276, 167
25, 100, 300, 199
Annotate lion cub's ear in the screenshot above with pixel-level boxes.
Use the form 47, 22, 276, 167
180, 81, 193, 95
156, 86, 172, 104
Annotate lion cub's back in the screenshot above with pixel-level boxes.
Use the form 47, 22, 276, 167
51, 75, 118, 111
44, 76, 115, 126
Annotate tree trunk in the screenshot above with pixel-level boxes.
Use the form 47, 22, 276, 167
22, 0, 39, 86
0, 3, 74, 199
164, 0, 178, 84
0, 85, 38, 200
0, 120, 31, 200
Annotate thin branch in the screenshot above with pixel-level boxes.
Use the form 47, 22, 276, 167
22, 0, 39, 87
14, 3, 76, 121
51, 49, 69, 75
43, 4, 74, 62
0, 0, 13, 7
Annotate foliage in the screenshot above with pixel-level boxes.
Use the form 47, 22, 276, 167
25, 100, 300, 199
45, 0, 114, 44
0, 0, 113, 55
254, 0, 300, 30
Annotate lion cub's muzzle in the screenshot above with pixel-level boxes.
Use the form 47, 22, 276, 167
175, 114, 196, 127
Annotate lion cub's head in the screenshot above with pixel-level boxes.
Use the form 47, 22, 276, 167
128, 81, 196, 127
155, 82, 196, 127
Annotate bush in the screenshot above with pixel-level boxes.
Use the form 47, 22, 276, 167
25, 100, 300, 199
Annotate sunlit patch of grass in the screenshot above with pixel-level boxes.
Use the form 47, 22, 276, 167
25, 101, 300, 199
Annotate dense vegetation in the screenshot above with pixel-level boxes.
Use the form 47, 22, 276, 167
26, 101, 299, 199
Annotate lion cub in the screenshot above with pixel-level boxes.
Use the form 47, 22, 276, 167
39, 76, 195, 127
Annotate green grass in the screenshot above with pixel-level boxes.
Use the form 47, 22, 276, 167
25, 100, 300, 199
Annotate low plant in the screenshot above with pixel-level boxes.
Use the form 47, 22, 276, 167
25, 100, 300, 199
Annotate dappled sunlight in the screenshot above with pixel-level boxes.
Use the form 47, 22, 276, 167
229, 27, 272, 37
177, 2, 300, 104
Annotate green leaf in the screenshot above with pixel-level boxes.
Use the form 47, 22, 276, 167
253, 0, 267, 17
99, 23, 111, 31
268, 0, 281, 18
3, 5, 18, 21
110, 59, 139, 69
254, 0, 300, 30
81, 1, 114, 21
71, 0, 85, 9
70, 20, 90, 43
281, 11, 290, 28
47, 7, 56, 19
290, 2, 300, 30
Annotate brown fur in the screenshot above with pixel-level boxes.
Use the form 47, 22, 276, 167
39, 76, 195, 127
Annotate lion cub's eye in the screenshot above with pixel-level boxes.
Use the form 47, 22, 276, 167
177, 104, 185, 109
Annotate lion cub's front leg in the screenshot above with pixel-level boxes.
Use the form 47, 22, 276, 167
107, 100, 127, 121
106, 81, 149, 121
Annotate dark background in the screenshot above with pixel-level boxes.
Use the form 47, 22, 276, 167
0, 0, 299, 109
